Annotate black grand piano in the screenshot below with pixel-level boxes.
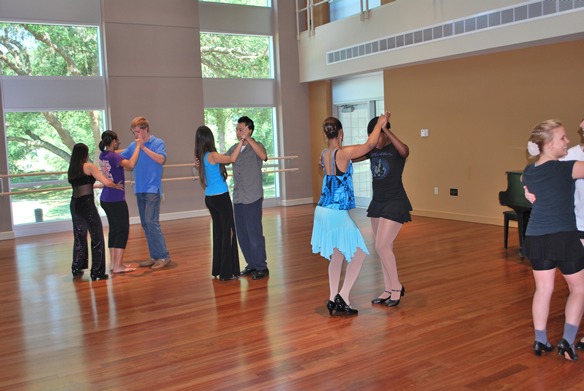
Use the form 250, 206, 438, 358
499, 170, 532, 251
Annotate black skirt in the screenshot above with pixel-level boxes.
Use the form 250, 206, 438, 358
523, 231, 584, 263
367, 199, 412, 224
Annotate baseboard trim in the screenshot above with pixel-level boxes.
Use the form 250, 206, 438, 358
0, 231, 15, 240
129, 209, 210, 225
281, 197, 314, 207
411, 209, 502, 226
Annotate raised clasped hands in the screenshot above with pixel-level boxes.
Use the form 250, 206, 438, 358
240, 128, 250, 142
378, 111, 391, 128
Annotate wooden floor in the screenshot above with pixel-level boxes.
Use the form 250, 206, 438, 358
1, 204, 583, 390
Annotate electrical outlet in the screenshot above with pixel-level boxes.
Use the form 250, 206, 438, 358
434, 187, 438, 195
450, 189, 458, 196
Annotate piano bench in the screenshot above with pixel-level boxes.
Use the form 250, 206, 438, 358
503, 210, 527, 250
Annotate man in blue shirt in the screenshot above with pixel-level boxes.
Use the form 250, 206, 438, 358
122, 117, 171, 270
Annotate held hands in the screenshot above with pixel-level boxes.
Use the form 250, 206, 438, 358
135, 137, 142, 150
240, 127, 250, 142
378, 111, 391, 129
194, 157, 200, 168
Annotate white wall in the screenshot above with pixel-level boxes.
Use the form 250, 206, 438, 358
299, 0, 584, 82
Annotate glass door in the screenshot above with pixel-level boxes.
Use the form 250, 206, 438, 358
335, 99, 384, 208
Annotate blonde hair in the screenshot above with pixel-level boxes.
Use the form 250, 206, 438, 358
529, 119, 563, 156
129, 116, 149, 132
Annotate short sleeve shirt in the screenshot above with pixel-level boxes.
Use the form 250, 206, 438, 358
99, 151, 125, 202
226, 140, 265, 204
121, 135, 166, 195
522, 160, 576, 236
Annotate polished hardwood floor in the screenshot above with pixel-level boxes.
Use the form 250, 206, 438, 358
1, 204, 583, 390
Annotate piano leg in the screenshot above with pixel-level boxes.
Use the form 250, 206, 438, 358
517, 211, 531, 256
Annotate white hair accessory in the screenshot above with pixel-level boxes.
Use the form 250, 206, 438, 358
527, 141, 540, 157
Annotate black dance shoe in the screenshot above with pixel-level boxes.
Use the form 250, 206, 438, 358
240, 267, 256, 276
334, 294, 358, 315
90, 272, 109, 281
576, 340, 584, 350
72, 268, 84, 277
327, 300, 336, 315
220, 275, 239, 281
557, 338, 579, 361
386, 286, 405, 307
252, 269, 269, 280
371, 291, 392, 304
533, 341, 555, 357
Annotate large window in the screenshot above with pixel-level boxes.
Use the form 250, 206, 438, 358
200, 33, 271, 79
204, 108, 278, 198
6, 110, 105, 225
1, 22, 105, 227
0, 23, 99, 76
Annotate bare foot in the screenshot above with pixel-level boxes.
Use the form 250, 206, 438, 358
122, 263, 133, 268
111, 267, 136, 273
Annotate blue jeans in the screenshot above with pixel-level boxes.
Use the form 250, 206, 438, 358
234, 198, 267, 270
136, 192, 169, 260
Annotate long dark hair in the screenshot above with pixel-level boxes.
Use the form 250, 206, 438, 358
194, 126, 227, 189
68, 143, 89, 181
99, 130, 118, 151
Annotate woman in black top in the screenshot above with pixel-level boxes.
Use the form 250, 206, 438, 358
359, 117, 412, 308
68, 143, 123, 281
522, 120, 584, 360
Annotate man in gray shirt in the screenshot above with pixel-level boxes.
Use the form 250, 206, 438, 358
226, 116, 269, 280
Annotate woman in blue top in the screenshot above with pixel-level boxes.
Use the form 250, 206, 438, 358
98, 130, 141, 274
522, 119, 584, 361
195, 126, 245, 281
312, 112, 389, 315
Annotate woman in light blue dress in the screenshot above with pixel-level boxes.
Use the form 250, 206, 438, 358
311, 112, 390, 315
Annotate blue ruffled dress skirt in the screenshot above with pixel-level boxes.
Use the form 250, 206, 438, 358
311, 206, 369, 261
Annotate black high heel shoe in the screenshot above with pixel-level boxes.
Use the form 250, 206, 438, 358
72, 268, 84, 277
327, 300, 336, 315
90, 272, 109, 281
533, 341, 555, 357
576, 340, 584, 350
557, 338, 579, 361
372, 291, 392, 304
334, 294, 358, 315
386, 286, 405, 308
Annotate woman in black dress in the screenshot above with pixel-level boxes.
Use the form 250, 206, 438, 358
362, 117, 412, 308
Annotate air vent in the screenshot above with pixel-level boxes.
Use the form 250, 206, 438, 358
326, 0, 584, 65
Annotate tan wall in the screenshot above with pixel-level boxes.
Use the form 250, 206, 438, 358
308, 80, 332, 203
384, 39, 584, 225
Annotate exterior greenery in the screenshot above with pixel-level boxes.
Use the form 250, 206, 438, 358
200, 33, 271, 79
204, 108, 277, 198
